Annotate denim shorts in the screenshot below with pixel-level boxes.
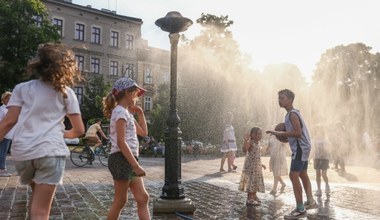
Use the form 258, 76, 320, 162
15, 156, 66, 185
108, 151, 138, 181
290, 159, 308, 172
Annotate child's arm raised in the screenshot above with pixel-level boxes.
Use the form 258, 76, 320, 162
129, 105, 148, 137
242, 134, 251, 153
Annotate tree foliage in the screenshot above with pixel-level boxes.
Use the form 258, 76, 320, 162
81, 75, 111, 122
149, 83, 170, 141
311, 43, 380, 147
177, 13, 254, 144
0, 0, 60, 92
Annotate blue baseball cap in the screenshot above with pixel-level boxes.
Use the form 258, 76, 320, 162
112, 78, 146, 97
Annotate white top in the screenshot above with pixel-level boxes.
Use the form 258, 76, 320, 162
7, 80, 81, 161
312, 138, 331, 160
221, 124, 238, 152
0, 104, 15, 139
109, 105, 139, 156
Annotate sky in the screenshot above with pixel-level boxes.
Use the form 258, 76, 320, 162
73, 0, 380, 82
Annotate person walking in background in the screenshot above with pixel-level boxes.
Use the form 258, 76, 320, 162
266, 89, 317, 219
239, 126, 266, 206
85, 118, 109, 150
330, 122, 347, 173
268, 135, 288, 196
220, 112, 238, 172
103, 77, 150, 220
0, 92, 15, 177
312, 125, 331, 197
0, 43, 85, 219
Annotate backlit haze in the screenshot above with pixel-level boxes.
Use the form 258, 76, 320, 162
74, 0, 380, 83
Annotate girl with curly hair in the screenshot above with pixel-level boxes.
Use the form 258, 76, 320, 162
0, 43, 85, 219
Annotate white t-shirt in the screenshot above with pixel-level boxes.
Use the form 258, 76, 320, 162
7, 80, 81, 161
0, 104, 15, 139
109, 105, 139, 156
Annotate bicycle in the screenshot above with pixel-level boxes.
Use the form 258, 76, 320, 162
70, 137, 111, 167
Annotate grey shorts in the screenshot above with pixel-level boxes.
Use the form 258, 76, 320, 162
15, 156, 66, 185
108, 151, 137, 181
313, 159, 330, 170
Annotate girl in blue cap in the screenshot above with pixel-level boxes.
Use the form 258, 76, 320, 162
103, 77, 150, 220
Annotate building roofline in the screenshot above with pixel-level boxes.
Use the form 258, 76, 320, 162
44, 0, 143, 24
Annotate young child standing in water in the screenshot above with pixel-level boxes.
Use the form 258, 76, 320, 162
103, 77, 150, 220
312, 125, 331, 196
239, 126, 266, 206
268, 135, 288, 196
0, 43, 85, 219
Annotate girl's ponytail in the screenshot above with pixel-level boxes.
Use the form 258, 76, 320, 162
103, 92, 116, 119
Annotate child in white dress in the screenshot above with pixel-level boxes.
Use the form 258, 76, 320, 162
268, 135, 288, 195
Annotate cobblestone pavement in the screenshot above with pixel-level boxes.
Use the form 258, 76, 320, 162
0, 155, 379, 220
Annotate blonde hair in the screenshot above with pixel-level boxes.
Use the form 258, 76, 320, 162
27, 43, 82, 98
1, 91, 12, 102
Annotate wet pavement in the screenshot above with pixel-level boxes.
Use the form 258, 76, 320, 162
0, 155, 379, 219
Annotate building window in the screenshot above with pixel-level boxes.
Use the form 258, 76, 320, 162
74, 23, 85, 41
75, 55, 84, 72
74, 87, 83, 104
33, 15, 43, 27
123, 64, 135, 79
144, 67, 153, 84
110, 31, 119, 47
110, 61, 118, 76
91, 26, 101, 44
126, 34, 133, 50
90, 57, 100, 74
144, 96, 152, 111
53, 18, 63, 37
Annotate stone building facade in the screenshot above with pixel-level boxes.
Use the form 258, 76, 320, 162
43, 0, 170, 121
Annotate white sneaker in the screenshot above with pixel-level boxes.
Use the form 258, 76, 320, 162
0, 170, 11, 177
314, 189, 322, 196
325, 184, 331, 194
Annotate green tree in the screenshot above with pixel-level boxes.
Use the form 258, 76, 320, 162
0, 0, 60, 92
178, 13, 253, 144
311, 43, 380, 147
149, 83, 170, 141
81, 75, 111, 122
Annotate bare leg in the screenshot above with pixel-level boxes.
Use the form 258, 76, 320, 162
30, 183, 57, 220
316, 169, 321, 191
322, 170, 329, 184
227, 151, 233, 171
108, 180, 129, 220
220, 153, 227, 171
273, 176, 279, 191
289, 171, 303, 205
129, 177, 151, 220
300, 170, 314, 202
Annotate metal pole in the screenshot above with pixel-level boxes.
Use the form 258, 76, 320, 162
161, 33, 184, 199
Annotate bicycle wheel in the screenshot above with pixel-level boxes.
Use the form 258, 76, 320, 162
97, 146, 110, 167
70, 147, 91, 167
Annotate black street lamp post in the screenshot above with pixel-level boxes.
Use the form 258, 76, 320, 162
153, 11, 195, 214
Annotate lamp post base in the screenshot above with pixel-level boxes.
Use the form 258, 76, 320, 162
153, 197, 196, 214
